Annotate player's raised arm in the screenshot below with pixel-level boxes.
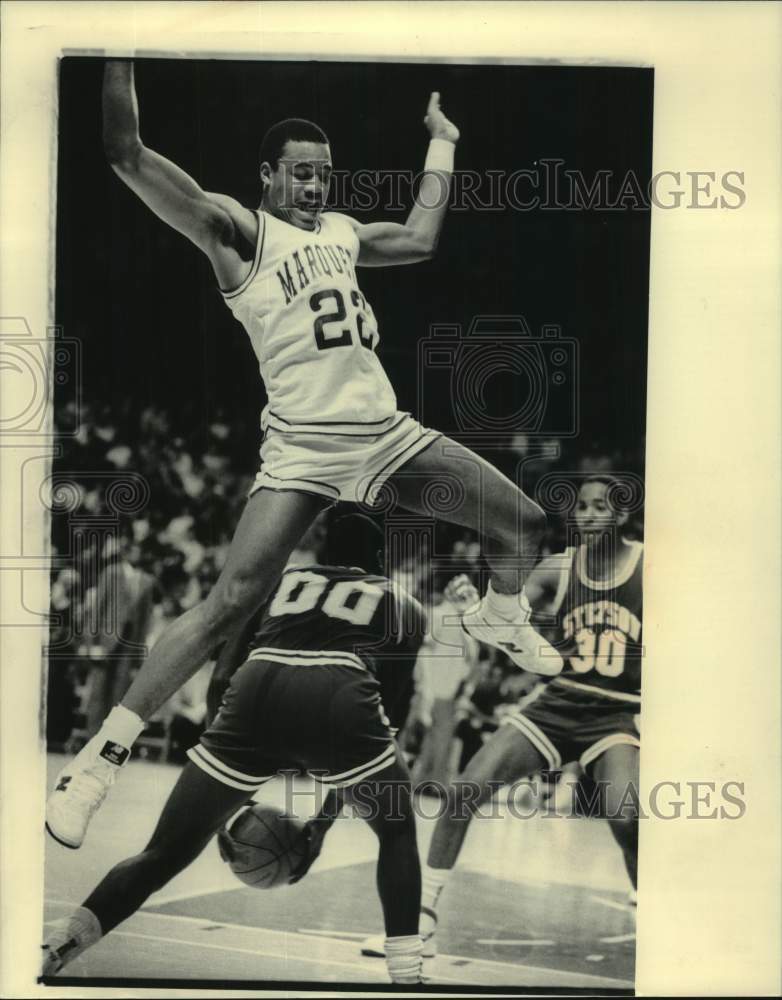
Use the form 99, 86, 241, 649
102, 61, 239, 261
349, 92, 459, 267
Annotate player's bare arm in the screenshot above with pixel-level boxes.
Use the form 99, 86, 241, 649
523, 554, 567, 615
102, 61, 255, 289
344, 92, 460, 267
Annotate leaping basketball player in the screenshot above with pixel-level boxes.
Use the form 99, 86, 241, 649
46, 60, 562, 852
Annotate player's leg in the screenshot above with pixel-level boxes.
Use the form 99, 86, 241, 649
291, 654, 419, 885
590, 743, 640, 891
344, 747, 422, 983
416, 721, 549, 958
385, 437, 561, 675
387, 435, 544, 591
42, 762, 251, 974
47, 488, 327, 849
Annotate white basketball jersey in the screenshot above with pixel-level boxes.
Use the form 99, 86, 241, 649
222, 210, 398, 435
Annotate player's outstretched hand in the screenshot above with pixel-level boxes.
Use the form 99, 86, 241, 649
424, 92, 460, 143
444, 574, 480, 612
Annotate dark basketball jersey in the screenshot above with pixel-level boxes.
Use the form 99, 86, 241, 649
250, 564, 423, 671
549, 541, 643, 705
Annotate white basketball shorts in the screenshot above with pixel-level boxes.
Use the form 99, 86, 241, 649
249, 411, 442, 506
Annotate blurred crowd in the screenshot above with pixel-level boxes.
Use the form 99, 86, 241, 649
47, 399, 643, 783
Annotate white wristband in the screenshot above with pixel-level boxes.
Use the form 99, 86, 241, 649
424, 138, 455, 173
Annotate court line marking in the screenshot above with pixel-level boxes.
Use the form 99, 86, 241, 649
590, 894, 635, 913
298, 928, 369, 940
600, 933, 636, 944
150, 881, 243, 906
108, 929, 390, 979
476, 939, 557, 946
45, 899, 634, 989
45, 920, 469, 987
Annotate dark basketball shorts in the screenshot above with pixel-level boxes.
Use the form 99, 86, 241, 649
187, 648, 396, 793
500, 680, 641, 773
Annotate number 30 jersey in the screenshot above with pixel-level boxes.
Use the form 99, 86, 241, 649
221, 210, 397, 435
548, 541, 643, 706
250, 565, 425, 673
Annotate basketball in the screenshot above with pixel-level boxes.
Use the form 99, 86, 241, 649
218, 804, 310, 889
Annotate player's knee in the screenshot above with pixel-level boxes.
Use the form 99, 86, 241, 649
449, 777, 495, 820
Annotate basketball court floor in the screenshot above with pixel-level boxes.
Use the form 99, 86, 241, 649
43, 754, 636, 991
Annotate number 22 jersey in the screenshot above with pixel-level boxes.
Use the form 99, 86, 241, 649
548, 540, 643, 706
221, 210, 398, 435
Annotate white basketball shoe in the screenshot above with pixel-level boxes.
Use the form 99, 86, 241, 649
46, 738, 127, 849
445, 575, 563, 676
42, 908, 102, 975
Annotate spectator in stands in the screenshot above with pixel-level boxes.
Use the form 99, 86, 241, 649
82, 527, 157, 738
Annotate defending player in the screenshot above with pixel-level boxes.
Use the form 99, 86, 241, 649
43, 553, 429, 984
413, 476, 642, 953
47, 60, 561, 849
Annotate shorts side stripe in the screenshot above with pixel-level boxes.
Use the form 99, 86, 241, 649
263, 470, 342, 497
579, 733, 640, 771
319, 741, 396, 784
187, 746, 272, 791
500, 712, 562, 770
359, 429, 442, 505
317, 743, 397, 788
551, 677, 641, 704
249, 477, 340, 502
264, 412, 405, 438
247, 647, 367, 672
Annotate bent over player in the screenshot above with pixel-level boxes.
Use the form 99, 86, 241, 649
414, 476, 643, 952
44, 558, 429, 984
47, 60, 561, 850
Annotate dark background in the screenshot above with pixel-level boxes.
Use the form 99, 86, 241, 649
55, 57, 652, 470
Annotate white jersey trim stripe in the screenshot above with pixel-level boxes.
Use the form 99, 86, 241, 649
551, 677, 641, 703
221, 210, 266, 300
247, 646, 368, 672
551, 547, 576, 616
576, 539, 643, 591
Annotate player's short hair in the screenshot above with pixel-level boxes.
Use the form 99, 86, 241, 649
324, 510, 385, 575
259, 118, 330, 169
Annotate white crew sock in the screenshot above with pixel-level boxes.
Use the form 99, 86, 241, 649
94, 705, 145, 765
420, 864, 450, 936
385, 934, 423, 984
485, 581, 531, 622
